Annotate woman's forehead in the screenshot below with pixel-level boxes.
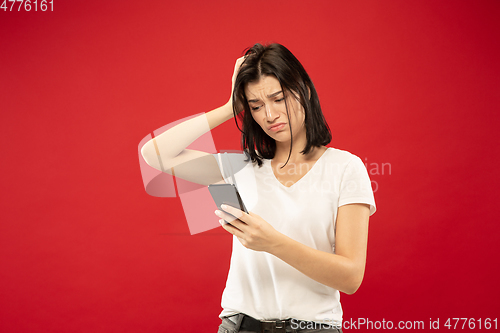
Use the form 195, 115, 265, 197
244, 75, 282, 99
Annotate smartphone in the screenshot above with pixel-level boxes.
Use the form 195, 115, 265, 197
208, 184, 248, 217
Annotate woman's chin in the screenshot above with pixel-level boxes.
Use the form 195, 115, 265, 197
266, 131, 291, 142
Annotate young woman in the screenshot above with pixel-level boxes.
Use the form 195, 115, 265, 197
141, 43, 376, 333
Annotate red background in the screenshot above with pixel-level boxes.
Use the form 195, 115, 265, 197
1, 1, 499, 332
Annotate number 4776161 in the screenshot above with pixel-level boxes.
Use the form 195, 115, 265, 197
444, 318, 497, 330
1, 0, 53, 11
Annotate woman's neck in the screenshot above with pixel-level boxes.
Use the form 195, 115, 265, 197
274, 134, 309, 164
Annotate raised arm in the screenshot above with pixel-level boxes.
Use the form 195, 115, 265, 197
141, 57, 245, 186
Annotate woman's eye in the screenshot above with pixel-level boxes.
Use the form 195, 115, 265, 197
251, 105, 262, 111
275, 98, 285, 103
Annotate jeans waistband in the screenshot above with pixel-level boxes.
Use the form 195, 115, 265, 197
226, 313, 341, 333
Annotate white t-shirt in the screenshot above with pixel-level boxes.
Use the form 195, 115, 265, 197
215, 147, 376, 326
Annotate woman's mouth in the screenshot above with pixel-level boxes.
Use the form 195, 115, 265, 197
268, 123, 286, 132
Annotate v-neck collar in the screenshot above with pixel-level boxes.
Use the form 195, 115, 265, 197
266, 148, 331, 190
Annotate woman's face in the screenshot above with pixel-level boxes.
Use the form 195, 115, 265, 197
245, 75, 305, 144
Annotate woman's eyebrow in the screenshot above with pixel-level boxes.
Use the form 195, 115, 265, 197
267, 90, 283, 98
247, 91, 283, 103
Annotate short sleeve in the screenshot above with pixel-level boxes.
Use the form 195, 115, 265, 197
213, 152, 247, 184
338, 156, 376, 216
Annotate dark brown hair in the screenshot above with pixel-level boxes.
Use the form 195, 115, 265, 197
232, 43, 331, 166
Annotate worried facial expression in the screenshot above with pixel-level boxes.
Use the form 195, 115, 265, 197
245, 75, 306, 143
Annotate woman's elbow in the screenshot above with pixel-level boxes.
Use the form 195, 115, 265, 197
342, 279, 363, 295
340, 270, 365, 295
141, 140, 160, 169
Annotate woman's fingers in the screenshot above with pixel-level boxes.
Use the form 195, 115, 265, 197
214, 206, 247, 226
231, 56, 245, 87
230, 56, 246, 107
219, 219, 245, 238
216, 206, 278, 252
234, 56, 246, 72
221, 204, 249, 221
229, 56, 247, 111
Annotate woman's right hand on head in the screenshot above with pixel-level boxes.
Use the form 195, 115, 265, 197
229, 56, 246, 113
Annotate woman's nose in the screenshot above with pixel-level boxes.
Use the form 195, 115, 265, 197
265, 104, 279, 121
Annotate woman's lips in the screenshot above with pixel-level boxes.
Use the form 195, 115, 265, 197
268, 123, 286, 132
